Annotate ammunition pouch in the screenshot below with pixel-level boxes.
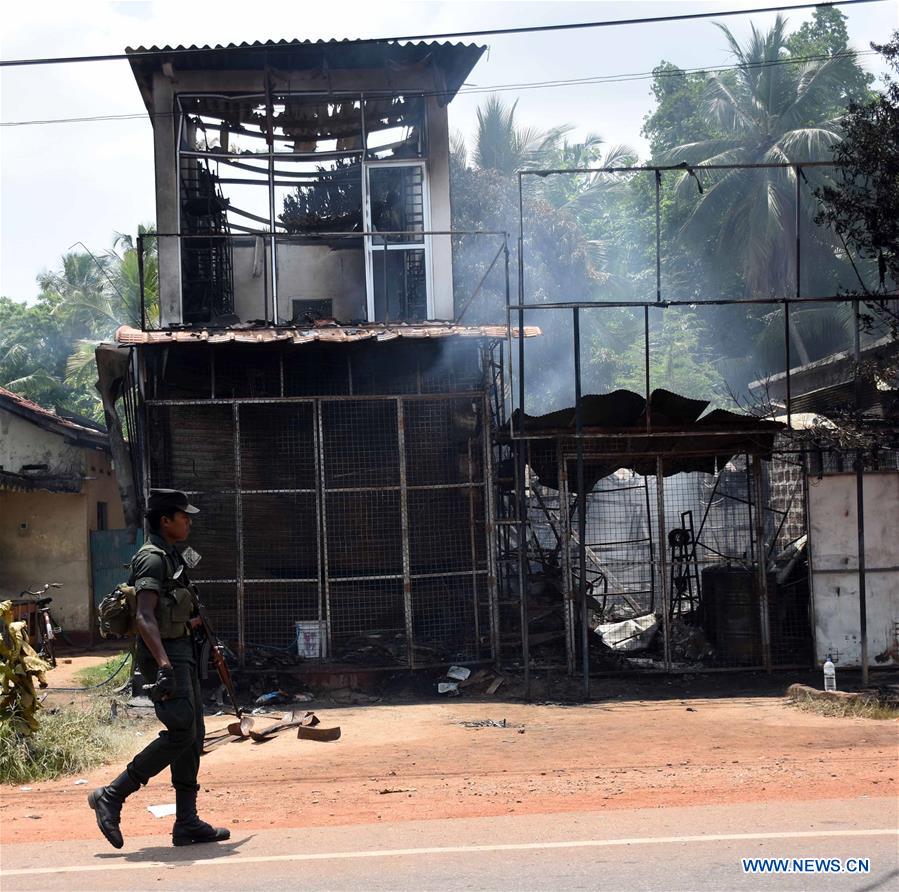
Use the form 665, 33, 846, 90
156, 585, 193, 639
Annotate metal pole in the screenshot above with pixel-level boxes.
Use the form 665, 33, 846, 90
483, 393, 501, 665
264, 69, 278, 324
517, 439, 530, 698
745, 458, 756, 564
784, 302, 792, 429
655, 170, 662, 302
234, 403, 245, 666
558, 441, 576, 676
795, 165, 802, 301
752, 455, 772, 672
643, 472, 656, 612
516, 176, 530, 697
853, 299, 869, 685
316, 401, 333, 662
644, 306, 651, 432
137, 235, 146, 330
456, 240, 506, 324
467, 437, 481, 658
312, 399, 328, 660
655, 456, 671, 670
517, 176, 526, 431
574, 308, 589, 697
396, 398, 414, 668
383, 234, 390, 324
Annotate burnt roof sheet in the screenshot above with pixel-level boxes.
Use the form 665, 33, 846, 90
114, 322, 538, 346
508, 388, 785, 491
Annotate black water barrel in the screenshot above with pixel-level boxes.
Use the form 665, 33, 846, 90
701, 566, 764, 666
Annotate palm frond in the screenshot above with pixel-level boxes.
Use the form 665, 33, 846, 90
65, 339, 100, 380
776, 56, 850, 134
773, 126, 843, 160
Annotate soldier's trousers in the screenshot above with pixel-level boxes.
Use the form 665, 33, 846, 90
128, 636, 205, 793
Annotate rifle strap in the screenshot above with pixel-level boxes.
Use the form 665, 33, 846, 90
198, 634, 212, 680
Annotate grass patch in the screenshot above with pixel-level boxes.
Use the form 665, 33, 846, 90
788, 691, 899, 720
0, 698, 141, 784
74, 651, 132, 690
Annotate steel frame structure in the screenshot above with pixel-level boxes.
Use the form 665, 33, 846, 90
505, 161, 897, 696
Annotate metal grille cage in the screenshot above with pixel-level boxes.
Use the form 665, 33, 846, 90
143, 339, 498, 667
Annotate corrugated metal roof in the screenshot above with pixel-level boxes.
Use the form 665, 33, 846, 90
126, 38, 485, 113
125, 38, 483, 55
0, 386, 109, 450
115, 323, 538, 346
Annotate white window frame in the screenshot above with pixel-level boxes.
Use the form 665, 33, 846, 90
362, 159, 433, 322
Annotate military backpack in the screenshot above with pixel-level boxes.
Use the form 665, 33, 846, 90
97, 584, 137, 639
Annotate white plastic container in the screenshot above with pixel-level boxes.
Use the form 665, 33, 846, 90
823, 656, 836, 692
296, 620, 328, 659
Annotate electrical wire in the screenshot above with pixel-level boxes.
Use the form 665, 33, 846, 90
50, 650, 132, 692
0, 48, 879, 128
0, 0, 884, 68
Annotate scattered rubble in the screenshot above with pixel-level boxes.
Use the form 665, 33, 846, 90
202, 710, 340, 750
594, 614, 658, 652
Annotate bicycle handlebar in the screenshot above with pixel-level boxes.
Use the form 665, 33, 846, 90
19, 583, 63, 597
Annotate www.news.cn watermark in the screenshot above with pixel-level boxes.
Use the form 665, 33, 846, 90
742, 858, 871, 874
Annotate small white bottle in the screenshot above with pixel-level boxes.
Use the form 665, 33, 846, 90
823, 656, 836, 692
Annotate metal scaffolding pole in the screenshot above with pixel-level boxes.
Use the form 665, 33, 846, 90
573, 307, 589, 698
655, 456, 671, 670
752, 455, 772, 672
853, 300, 869, 685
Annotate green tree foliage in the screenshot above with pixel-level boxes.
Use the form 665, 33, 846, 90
642, 62, 723, 159
786, 5, 874, 108
661, 16, 851, 298
0, 228, 157, 420
815, 33, 899, 297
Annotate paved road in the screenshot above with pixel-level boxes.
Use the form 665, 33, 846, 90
3, 796, 896, 891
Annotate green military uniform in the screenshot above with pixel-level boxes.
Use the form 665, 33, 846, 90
88, 489, 229, 850
128, 532, 206, 794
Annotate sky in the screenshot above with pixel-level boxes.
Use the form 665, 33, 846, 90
0, 0, 896, 303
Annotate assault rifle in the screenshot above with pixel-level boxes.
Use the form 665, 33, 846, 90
173, 566, 243, 719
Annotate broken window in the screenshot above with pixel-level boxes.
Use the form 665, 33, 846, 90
175, 91, 431, 325
273, 95, 363, 154
363, 95, 426, 160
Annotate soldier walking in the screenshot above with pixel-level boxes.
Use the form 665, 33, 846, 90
89, 489, 229, 848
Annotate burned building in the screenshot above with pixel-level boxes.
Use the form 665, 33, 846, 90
97, 39, 882, 686
99, 39, 533, 669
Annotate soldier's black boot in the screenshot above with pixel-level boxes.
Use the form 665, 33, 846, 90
88, 769, 141, 849
172, 787, 230, 846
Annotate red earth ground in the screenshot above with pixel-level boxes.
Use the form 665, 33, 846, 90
2, 651, 896, 845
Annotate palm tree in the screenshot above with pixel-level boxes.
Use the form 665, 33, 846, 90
660, 16, 868, 364
540, 135, 638, 210
64, 226, 159, 397
473, 95, 572, 175
663, 17, 850, 297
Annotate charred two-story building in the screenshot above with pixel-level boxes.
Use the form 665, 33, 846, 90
100, 39, 529, 670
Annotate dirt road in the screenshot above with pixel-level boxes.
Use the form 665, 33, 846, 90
3, 668, 896, 846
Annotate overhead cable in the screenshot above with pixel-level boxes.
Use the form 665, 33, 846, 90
0, 48, 878, 128
0, 0, 885, 68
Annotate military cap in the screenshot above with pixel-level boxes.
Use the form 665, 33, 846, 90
146, 488, 200, 514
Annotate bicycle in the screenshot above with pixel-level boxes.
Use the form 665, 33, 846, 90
17, 583, 64, 667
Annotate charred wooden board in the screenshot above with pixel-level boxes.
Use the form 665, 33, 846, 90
296, 724, 341, 742
249, 710, 319, 742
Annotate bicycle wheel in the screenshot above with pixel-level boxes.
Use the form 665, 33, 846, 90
40, 614, 57, 667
